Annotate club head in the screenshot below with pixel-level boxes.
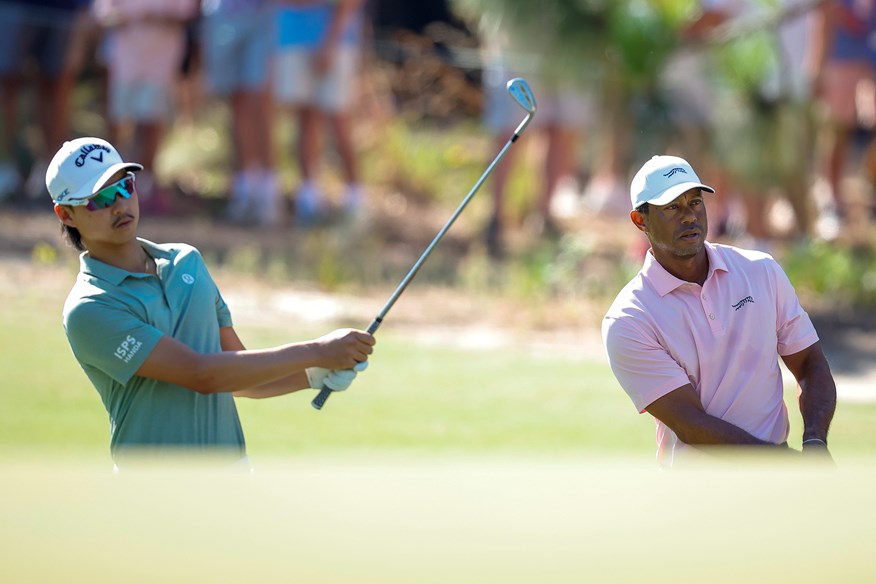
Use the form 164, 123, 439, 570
506, 78, 536, 136
506, 78, 537, 115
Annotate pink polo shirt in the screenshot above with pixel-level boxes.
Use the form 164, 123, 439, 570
602, 242, 818, 466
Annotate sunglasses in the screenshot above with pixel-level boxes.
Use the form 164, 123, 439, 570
84, 173, 136, 211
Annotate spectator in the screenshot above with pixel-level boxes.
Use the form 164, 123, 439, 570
92, 0, 200, 214
478, 14, 596, 258
274, 0, 367, 226
675, 0, 817, 249
201, 0, 281, 226
0, 0, 90, 203
809, 0, 876, 240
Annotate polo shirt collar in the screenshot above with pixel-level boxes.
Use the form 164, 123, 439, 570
642, 241, 729, 297
79, 238, 169, 285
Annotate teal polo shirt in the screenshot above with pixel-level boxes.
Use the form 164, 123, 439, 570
62, 238, 246, 460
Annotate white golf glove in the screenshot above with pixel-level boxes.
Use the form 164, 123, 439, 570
306, 361, 369, 392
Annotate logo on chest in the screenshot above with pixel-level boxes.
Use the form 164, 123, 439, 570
731, 295, 754, 311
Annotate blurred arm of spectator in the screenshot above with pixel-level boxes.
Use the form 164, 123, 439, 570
313, 0, 365, 74
807, 1, 836, 99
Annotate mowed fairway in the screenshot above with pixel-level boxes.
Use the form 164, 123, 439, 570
3, 259, 876, 583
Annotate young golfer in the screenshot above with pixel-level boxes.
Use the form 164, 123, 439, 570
47, 137, 375, 465
602, 155, 837, 467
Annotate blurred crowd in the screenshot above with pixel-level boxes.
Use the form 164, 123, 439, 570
477, 0, 876, 256
1, 0, 876, 254
0, 0, 368, 227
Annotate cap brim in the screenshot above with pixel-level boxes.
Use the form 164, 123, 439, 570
92, 163, 144, 193
638, 182, 715, 209
61, 162, 144, 204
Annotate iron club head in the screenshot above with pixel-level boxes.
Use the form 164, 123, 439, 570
506, 78, 537, 114
506, 78, 536, 135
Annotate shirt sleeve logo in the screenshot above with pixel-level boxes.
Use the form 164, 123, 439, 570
114, 335, 143, 363
182, 274, 195, 285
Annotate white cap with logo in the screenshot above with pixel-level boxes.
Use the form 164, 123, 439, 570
630, 155, 715, 211
45, 137, 143, 205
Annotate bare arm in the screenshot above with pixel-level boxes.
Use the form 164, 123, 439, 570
781, 341, 836, 446
807, 2, 836, 95
313, 0, 364, 72
135, 327, 374, 396
645, 384, 775, 447
218, 327, 312, 399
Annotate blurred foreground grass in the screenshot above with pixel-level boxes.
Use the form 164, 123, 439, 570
3, 261, 876, 584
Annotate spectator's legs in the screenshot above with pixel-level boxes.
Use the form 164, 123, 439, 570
328, 110, 362, 212
541, 123, 577, 222
295, 105, 325, 224
0, 74, 22, 199
825, 124, 851, 214
231, 90, 262, 172
137, 121, 166, 212
0, 74, 20, 160
37, 71, 74, 152
485, 134, 518, 258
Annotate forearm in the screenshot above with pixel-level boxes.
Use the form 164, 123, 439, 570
798, 363, 837, 442
195, 344, 324, 394
673, 412, 774, 447
233, 371, 310, 399
138, 339, 322, 395
783, 342, 837, 444
646, 386, 778, 448
322, 0, 363, 50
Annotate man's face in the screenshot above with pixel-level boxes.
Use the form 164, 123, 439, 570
635, 188, 708, 260
55, 170, 140, 246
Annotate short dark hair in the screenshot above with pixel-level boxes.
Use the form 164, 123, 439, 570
635, 203, 650, 214
61, 223, 85, 251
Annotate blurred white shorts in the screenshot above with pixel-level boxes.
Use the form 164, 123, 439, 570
273, 46, 358, 112
483, 79, 595, 133
109, 80, 175, 123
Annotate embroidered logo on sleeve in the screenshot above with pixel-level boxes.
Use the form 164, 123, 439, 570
732, 296, 754, 311
182, 274, 195, 285
114, 335, 143, 363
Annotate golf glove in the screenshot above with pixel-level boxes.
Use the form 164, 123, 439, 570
306, 361, 369, 392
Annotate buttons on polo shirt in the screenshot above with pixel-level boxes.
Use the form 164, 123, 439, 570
709, 313, 716, 320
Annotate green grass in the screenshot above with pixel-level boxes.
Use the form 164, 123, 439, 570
3, 262, 876, 463
233, 324, 651, 456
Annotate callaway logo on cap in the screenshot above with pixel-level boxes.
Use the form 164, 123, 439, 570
630, 155, 715, 211
45, 137, 143, 205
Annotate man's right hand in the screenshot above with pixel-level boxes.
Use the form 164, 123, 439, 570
313, 328, 375, 370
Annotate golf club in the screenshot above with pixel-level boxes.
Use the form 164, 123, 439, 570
312, 78, 537, 410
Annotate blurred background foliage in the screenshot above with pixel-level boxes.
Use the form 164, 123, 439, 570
7, 0, 876, 315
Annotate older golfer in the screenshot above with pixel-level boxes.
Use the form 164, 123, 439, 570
47, 137, 374, 466
602, 155, 837, 466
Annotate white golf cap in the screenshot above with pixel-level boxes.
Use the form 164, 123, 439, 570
45, 137, 143, 205
630, 155, 715, 211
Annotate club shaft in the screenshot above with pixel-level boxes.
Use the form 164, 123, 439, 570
311, 117, 532, 411
373, 135, 520, 327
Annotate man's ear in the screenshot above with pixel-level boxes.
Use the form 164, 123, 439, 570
630, 209, 647, 233
55, 204, 76, 227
